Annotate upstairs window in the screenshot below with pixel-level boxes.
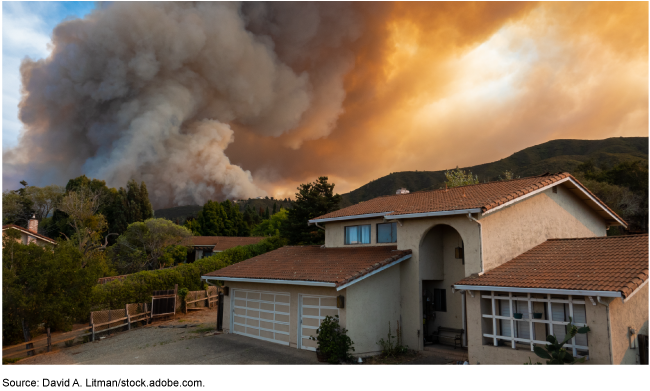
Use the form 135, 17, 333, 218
345, 225, 371, 244
377, 222, 397, 243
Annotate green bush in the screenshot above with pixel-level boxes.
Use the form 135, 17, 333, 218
310, 315, 355, 364
90, 236, 286, 310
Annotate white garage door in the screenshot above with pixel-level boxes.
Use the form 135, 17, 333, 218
299, 295, 339, 351
231, 289, 291, 345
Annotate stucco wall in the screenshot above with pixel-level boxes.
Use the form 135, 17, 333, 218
324, 217, 397, 248
479, 185, 607, 272
222, 282, 345, 349
465, 293, 612, 364
396, 214, 481, 350
346, 263, 401, 356
609, 285, 649, 365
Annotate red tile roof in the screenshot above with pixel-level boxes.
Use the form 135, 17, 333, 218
203, 245, 412, 287
2, 224, 57, 244
455, 235, 649, 298
190, 236, 265, 251
312, 173, 625, 226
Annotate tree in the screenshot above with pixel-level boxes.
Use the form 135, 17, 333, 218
498, 170, 518, 181
197, 201, 227, 236
280, 176, 341, 245
252, 208, 288, 237
444, 166, 479, 188
3, 239, 108, 344
109, 218, 192, 273
57, 188, 109, 256
183, 216, 202, 235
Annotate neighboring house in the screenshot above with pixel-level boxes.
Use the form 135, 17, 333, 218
202, 173, 648, 364
188, 236, 266, 262
2, 216, 57, 248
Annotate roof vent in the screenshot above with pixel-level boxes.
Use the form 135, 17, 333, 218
396, 188, 410, 195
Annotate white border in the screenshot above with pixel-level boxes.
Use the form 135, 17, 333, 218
308, 212, 393, 224
452, 284, 622, 297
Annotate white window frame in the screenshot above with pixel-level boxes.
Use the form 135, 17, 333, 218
482, 291, 589, 358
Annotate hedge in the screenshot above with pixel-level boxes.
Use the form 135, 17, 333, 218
90, 236, 286, 310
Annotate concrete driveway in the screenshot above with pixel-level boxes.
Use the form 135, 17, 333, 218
17, 310, 320, 365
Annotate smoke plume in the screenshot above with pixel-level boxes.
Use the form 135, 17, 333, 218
4, 2, 647, 207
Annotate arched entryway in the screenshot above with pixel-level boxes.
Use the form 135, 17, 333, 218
419, 224, 466, 347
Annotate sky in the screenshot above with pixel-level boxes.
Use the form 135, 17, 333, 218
2, 1, 96, 149
2, 2, 648, 208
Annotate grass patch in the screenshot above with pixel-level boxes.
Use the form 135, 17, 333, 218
3, 357, 21, 364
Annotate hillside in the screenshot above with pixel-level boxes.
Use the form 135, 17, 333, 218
340, 137, 648, 207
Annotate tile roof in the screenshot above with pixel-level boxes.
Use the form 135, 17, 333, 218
455, 234, 649, 298
312, 173, 625, 226
2, 224, 57, 244
190, 236, 265, 251
203, 245, 412, 287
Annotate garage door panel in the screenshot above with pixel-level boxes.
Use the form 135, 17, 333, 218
247, 292, 261, 300
259, 311, 273, 320
303, 317, 320, 327
299, 295, 340, 351
260, 302, 274, 311
235, 299, 246, 307
247, 310, 260, 318
275, 314, 290, 323
275, 304, 290, 313
321, 309, 338, 317
303, 307, 319, 316
321, 298, 337, 307
231, 289, 291, 346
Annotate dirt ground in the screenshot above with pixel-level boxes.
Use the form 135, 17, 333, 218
11, 309, 463, 365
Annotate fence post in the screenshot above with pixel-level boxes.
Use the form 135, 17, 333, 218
47, 328, 51, 352
126, 304, 131, 330
108, 310, 112, 336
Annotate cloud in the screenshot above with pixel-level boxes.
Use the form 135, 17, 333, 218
3, 2, 647, 206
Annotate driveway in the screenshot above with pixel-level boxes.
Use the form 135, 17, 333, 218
17, 310, 320, 365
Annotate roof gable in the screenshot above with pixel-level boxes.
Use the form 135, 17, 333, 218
2, 224, 57, 245
310, 173, 625, 226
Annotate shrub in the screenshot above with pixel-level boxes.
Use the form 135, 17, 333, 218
310, 315, 355, 364
90, 236, 286, 310
533, 317, 590, 365
377, 321, 408, 358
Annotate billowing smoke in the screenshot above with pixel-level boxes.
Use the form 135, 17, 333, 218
5, 2, 646, 207
4, 2, 360, 206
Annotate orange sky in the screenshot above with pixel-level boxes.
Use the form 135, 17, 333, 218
4, 2, 647, 207
229, 1, 648, 199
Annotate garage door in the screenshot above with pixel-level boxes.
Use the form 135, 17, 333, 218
299, 295, 339, 351
232, 289, 291, 345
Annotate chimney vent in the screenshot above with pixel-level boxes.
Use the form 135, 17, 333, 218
28, 215, 38, 234
396, 188, 410, 195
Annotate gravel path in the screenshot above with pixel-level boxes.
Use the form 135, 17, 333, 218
17, 310, 320, 365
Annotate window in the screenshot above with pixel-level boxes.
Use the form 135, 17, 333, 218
377, 222, 397, 243
434, 289, 447, 312
481, 292, 589, 357
344, 225, 371, 244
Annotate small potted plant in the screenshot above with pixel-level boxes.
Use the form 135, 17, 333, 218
513, 313, 523, 319
533, 312, 543, 319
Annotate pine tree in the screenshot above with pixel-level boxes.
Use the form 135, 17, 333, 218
272, 202, 277, 215
280, 176, 341, 245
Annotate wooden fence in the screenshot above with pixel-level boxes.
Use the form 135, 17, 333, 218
2, 326, 92, 360
184, 286, 219, 313
90, 303, 150, 341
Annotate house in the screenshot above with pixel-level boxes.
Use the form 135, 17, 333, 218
201, 173, 648, 363
2, 216, 56, 248
188, 236, 266, 262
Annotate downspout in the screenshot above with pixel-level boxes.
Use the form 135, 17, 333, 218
598, 296, 614, 364
315, 222, 325, 230
467, 213, 484, 276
